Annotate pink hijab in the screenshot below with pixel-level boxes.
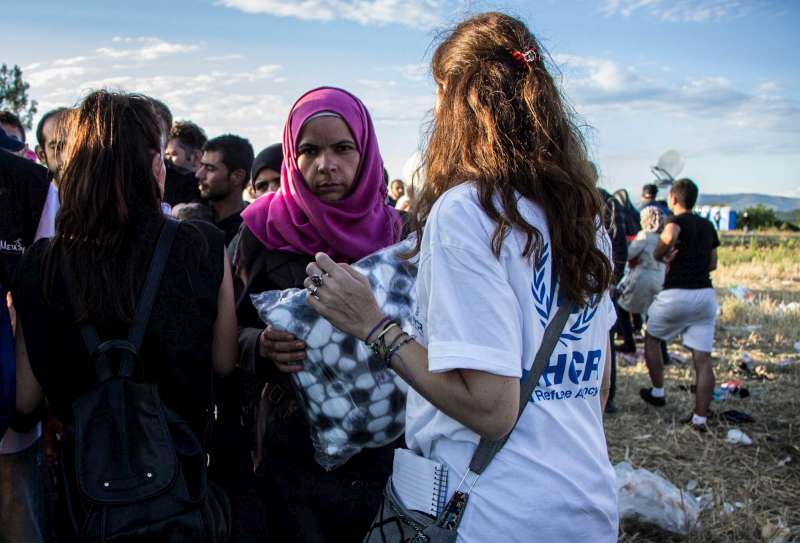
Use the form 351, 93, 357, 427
242, 87, 403, 262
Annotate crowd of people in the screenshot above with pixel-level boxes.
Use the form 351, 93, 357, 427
0, 11, 723, 543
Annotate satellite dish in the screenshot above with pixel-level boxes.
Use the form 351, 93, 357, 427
658, 150, 684, 178
651, 149, 685, 188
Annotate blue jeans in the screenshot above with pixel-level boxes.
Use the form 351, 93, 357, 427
0, 438, 46, 543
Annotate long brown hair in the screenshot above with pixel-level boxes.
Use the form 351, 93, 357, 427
411, 12, 611, 305
44, 90, 165, 323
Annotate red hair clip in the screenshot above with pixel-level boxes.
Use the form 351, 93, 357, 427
509, 46, 538, 69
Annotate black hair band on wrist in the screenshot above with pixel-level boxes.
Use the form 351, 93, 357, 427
386, 330, 409, 352
387, 335, 415, 362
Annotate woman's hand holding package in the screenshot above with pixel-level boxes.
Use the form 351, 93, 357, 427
303, 252, 518, 441
259, 325, 306, 373
303, 252, 385, 341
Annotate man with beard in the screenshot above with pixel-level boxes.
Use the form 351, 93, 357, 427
34, 108, 70, 183
166, 121, 206, 174
196, 134, 254, 244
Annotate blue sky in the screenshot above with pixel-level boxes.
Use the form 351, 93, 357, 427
6, 0, 799, 198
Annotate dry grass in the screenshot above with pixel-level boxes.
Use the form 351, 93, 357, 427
608, 235, 800, 542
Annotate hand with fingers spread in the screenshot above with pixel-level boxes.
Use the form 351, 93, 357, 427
303, 252, 386, 341
258, 324, 306, 373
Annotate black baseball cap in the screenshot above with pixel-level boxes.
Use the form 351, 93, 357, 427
641, 184, 658, 198
0, 125, 24, 152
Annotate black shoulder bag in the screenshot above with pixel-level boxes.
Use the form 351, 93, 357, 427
59, 219, 231, 542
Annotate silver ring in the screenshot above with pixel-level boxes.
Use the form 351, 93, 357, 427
308, 285, 319, 297
311, 274, 324, 287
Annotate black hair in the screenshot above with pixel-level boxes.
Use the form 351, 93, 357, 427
0, 110, 25, 142
36, 107, 70, 147
203, 134, 255, 179
642, 183, 658, 199
670, 178, 699, 209
169, 121, 207, 152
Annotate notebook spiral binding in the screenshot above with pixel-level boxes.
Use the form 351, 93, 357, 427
432, 464, 449, 515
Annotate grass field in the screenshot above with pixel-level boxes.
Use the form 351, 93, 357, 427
607, 231, 800, 542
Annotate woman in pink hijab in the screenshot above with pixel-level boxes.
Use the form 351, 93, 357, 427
230, 87, 402, 542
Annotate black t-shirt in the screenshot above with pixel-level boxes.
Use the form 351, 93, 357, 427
663, 212, 720, 290
0, 152, 50, 287
11, 218, 224, 437
215, 210, 243, 246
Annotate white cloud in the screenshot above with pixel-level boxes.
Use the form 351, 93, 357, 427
111, 36, 161, 43
555, 52, 800, 157
53, 56, 89, 66
24, 37, 290, 155
205, 54, 244, 61
96, 38, 198, 61
602, 0, 762, 22
357, 79, 396, 89
555, 54, 638, 92
757, 81, 782, 94
393, 63, 428, 82
26, 66, 90, 87
218, 0, 444, 28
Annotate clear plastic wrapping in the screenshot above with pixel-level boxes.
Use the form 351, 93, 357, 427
251, 239, 417, 470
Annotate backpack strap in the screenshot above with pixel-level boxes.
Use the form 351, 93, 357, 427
126, 219, 179, 352
62, 219, 179, 381
468, 301, 573, 475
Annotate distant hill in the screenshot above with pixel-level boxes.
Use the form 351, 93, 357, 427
698, 193, 800, 213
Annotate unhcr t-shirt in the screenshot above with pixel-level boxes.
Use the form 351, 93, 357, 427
405, 183, 618, 543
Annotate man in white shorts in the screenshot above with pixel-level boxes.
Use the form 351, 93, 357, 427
639, 178, 720, 431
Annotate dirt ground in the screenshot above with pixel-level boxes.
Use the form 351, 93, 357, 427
607, 231, 800, 542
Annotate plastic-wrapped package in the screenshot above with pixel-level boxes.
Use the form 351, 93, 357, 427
615, 462, 701, 534
251, 239, 417, 470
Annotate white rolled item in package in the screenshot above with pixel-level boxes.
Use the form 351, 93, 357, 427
251, 238, 417, 470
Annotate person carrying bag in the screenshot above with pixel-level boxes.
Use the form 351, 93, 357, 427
56, 219, 230, 542
12, 90, 238, 542
365, 303, 572, 542
302, 12, 619, 543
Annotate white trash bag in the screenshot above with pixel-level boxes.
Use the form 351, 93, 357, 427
251, 238, 417, 470
615, 462, 701, 534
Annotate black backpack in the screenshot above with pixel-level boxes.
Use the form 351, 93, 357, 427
59, 219, 231, 542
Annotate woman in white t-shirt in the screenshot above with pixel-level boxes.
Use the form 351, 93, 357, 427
302, 12, 619, 543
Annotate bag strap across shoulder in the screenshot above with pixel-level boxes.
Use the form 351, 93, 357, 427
63, 219, 179, 381
468, 301, 573, 475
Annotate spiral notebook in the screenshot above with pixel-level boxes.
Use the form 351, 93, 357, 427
391, 448, 449, 517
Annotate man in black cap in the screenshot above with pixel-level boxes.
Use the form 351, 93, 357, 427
249, 143, 282, 199
640, 183, 671, 217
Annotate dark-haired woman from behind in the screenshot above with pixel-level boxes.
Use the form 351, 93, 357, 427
306, 13, 618, 542
12, 90, 237, 541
